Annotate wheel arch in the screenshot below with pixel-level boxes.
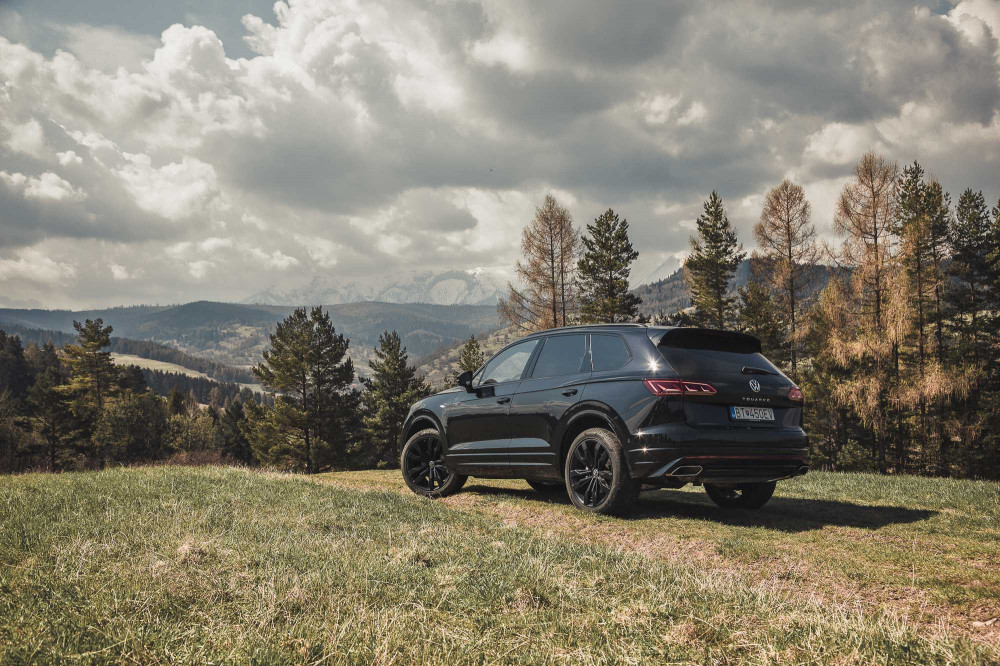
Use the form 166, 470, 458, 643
559, 406, 629, 475
401, 412, 443, 447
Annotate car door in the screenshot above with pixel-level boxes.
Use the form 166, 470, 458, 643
442, 338, 539, 474
508, 333, 591, 475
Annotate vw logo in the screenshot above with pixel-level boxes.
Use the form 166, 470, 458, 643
749, 379, 761, 392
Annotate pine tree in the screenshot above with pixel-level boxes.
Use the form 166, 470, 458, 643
752, 179, 819, 378
58, 319, 120, 456
948, 189, 994, 367
251, 307, 356, 473
28, 367, 72, 472
736, 282, 786, 362
219, 400, 254, 465
361, 331, 429, 466
0, 331, 30, 400
576, 209, 642, 323
498, 194, 580, 332
453, 336, 485, 383
684, 191, 746, 329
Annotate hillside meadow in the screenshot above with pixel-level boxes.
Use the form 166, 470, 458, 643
0, 466, 997, 664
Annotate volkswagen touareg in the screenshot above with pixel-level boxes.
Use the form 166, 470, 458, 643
399, 324, 808, 515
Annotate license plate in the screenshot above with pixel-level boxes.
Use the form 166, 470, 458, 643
730, 405, 775, 422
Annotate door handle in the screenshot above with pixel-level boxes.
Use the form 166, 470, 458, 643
562, 388, 578, 396
496, 396, 511, 404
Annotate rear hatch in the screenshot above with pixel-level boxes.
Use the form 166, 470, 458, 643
656, 328, 801, 429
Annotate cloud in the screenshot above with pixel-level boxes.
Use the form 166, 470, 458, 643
115, 154, 219, 220
1, 170, 86, 201
109, 263, 131, 280
0, 0, 998, 307
0, 247, 77, 284
2, 118, 46, 157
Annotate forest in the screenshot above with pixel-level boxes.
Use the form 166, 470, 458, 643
1, 151, 997, 479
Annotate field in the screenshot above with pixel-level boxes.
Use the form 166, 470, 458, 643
1, 467, 997, 664
110, 353, 264, 393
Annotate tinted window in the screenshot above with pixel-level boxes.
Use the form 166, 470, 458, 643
658, 346, 781, 378
531, 334, 588, 378
478, 339, 538, 385
591, 334, 630, 371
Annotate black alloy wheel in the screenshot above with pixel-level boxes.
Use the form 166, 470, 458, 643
564, 427, 638, 515
401, 428, 467, 498
569, 437, 613, 508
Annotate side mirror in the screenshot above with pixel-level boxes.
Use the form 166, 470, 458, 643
457, 370, 475, 392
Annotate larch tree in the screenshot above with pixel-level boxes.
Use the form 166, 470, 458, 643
684, 191, 746, 329
576, 208, 643, 323
829, 151, 902, 472
361, 331, 429, 465
753, 179, 819, 378
498, 194, 580, 332
251, 307, 356, 473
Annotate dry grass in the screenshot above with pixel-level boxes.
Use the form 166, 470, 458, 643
0, 466, 997, 664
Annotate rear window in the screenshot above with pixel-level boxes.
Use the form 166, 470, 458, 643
531, 334, 588, 378
658, 346, 781, 378
590, 334, 630, 371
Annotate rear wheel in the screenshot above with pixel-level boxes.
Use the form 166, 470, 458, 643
564, 428, 638, 515
526, 479, 563, 493
704, 481, 776, 509
401, 429, 467, 498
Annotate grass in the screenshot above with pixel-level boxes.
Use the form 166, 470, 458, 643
0, 467, 997, 664
110, 353, 263, 393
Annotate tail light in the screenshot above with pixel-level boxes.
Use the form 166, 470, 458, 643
788, 387, 803, 402
644, 379, 717, 396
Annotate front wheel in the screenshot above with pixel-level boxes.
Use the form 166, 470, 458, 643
401, 429, 467, 498
704, 481, 776, 509
564, 428, 638, 515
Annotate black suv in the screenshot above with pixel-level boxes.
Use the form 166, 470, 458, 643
399, 325, 808, 515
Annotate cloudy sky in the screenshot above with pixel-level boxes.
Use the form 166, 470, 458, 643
1, 0, 999, 309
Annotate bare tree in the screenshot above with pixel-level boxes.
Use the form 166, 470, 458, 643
753, 180, 819, 378
498, 195, 580, 332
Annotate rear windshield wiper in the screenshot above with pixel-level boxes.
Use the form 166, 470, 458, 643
741, 366, 777, 376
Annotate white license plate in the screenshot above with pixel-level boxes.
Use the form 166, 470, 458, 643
730, 405, 775, 422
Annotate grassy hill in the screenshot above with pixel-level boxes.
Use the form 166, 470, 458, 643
1, 466, 997, 663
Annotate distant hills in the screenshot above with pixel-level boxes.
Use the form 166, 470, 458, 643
631, 259, 842, 316
0, 301, 501, 376
244, 269, 506, 307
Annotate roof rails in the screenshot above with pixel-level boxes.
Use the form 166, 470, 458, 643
523, 323, 648, 336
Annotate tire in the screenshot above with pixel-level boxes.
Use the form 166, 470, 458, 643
526, 479, 563, 493
704, 481, 776, 509
400, 428, 467, 498
564, 427, 638, 516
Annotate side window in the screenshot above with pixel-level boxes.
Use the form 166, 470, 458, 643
591, 334, 630, 371
478, 339, 539, 386
531, 334, 588, 379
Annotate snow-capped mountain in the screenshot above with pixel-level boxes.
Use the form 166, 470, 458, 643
639, 255, 683, 287
243, 269, 507, 306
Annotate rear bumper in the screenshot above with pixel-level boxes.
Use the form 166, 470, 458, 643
627, 423, 809, 484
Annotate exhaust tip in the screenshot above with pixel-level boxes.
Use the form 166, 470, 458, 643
670, 465, 703, 477
797, 465, 809, 476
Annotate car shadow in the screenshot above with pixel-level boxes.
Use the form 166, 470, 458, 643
462, 483, 936, 533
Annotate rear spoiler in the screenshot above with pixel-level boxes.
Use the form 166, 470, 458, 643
648, 327, 762, 354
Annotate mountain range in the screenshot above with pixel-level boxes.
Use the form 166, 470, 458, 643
243, 269, 507, 307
